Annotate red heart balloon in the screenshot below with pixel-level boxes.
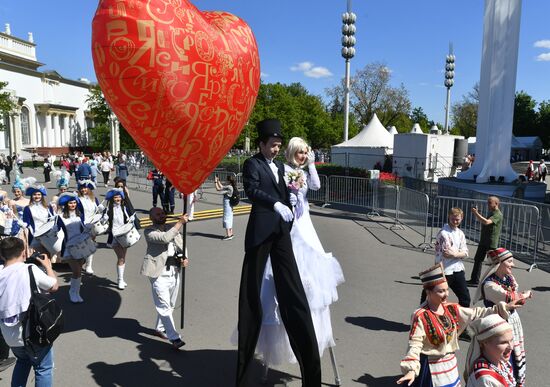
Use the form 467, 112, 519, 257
91, 0, 260, 194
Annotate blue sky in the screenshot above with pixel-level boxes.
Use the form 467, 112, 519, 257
1, 0, 549, 126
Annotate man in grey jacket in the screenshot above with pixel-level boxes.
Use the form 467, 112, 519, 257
141, 208, 188, 349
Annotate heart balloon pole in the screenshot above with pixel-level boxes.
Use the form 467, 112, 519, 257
180, 194, 188, 330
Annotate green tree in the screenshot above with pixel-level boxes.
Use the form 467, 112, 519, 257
239, 82, 354, 149
513, 91, 538, 137
537, 100, 550, 148
451, 83, 479, 138
86, 85, 137, 150
326, 61, 412, 128
410, 107, 429, 132
0, 81, 16, 131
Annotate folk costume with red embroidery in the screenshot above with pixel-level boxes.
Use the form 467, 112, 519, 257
398, 264, 510, 387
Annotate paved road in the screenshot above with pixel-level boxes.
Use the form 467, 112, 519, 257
1, 169, 548, 386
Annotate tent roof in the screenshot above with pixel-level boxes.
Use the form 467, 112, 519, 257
388, 126, 398, 135
333, 113, 393, 147
410, 123, 423, 134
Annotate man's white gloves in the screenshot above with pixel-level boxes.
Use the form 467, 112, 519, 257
274, 202, 294, 222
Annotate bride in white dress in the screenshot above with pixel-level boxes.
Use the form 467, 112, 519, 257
256, 137, 345, 366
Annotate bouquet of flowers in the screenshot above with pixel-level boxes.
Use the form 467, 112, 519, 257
285, 170, 305, 193
285, 169, 305, 218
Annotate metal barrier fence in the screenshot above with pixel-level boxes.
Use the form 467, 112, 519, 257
430, 196, 540, 269
395, 186, 430, 247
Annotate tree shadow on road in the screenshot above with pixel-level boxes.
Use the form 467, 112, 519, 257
88, 344, 293, 387
345, 316, 409, 332
354, 372, 401, 386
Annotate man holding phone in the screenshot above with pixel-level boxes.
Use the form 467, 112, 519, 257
468, 196, 503, 285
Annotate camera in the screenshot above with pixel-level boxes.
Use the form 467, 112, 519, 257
26, 251, 43, 266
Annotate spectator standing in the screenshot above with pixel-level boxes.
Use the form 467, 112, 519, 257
433, 207, 470, 307
215, 175, 237, 240
0, 237, 59, 386
141, 208, 188, 349
525, 160, 534, 181
100, 158, 113, 187
162, 179, 175, 215
117, 160, 129, 181
538, 159, 547, 182
31, 152, 38, 170
78, 158, 92, 181
15, 154, 23, 175
43, 159, 52, 183
468, 196, 503, 285
90, 160, 99, 183
4, 155, 12, 184
149, 169, 164, 208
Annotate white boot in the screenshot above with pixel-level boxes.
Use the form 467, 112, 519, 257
69, 278, 83, 303
84, 255, 94, 275
117, 264, 127, 290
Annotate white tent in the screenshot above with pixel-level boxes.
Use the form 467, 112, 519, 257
388, 126, 398, 135
410, 123, 424, 134
331, 113, 393, 169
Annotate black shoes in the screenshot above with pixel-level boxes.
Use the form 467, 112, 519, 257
466, 280, 479, 287
170, 338, 186, 349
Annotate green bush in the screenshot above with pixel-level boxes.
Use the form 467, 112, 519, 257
315, 163, 367, 177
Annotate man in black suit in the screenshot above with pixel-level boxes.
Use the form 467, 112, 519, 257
236, 119, 321, 387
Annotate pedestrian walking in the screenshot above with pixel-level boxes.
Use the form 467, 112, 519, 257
468, 196, 503, 285
141, 208, 189, 349
537, 159, 547, 182
214, 175, 237, 240
236, 119, 320, 387
100, 158, 113, 187
256, 137, 344, 368
104, 188, 139, 290
148, 169, 164, 208
43, 158, 52, 183
162, 179, 175, 215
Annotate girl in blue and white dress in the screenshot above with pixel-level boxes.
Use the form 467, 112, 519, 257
55, 192, 91, 303
256, 137, 345, 366
77, 180, 103, 275
22, 185, 57, 258
104, 188, 138, 290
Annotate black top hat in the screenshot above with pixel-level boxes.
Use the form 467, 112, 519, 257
256, 119, 283, 141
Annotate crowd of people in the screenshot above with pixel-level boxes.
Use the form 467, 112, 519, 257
0, 124, 539, 387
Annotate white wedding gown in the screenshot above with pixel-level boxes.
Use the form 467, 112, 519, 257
256, 164, 345, 366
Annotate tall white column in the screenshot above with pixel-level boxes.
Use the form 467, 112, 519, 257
459, 0, 521, 183
61, 115, 68, 146
44, 113, 52, 147
53, 114, 60, 147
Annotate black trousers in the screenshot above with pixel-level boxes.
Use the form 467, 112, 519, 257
469, 244, 491, 283
420, 270, 471, 307
0, 329, 9, 359
237, 230, 321, 387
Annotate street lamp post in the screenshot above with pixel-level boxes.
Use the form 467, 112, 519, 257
341, 1, 356, 142
444, 44, 455, 134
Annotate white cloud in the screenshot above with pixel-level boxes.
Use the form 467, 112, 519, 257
290, 61, 333, 78
536, 52, 550, 61
260, 72, 269, 78
534, 40, 550, 49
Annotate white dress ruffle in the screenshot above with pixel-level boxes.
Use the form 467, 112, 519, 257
256, 164, 345, 365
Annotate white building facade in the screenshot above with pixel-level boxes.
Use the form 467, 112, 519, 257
0, 24, 119, 158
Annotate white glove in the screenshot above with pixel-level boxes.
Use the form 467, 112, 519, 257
97, 204, 105, 212
306, 150, 315, 166
273, 202, 294, 222
289, 193, 298, 206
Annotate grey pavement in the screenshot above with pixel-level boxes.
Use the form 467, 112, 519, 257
0, 168, 548, 386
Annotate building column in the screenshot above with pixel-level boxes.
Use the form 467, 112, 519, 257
44, 113, 52, 147
110, 116, 120, 154
61, 115, 68, 146
8, 115, 16, 156
53, 114, 60, 147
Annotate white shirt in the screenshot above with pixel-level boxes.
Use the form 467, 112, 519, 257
80, 196, 97, 222
0, 262, 57, 347
112, 204, 125, 229
435, 223, 469, 274
265, 157, 279, 183
29, 203, 51, 236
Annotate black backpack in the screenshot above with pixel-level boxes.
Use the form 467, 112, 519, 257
22, 266, 64, 352
229, 190, 240, 207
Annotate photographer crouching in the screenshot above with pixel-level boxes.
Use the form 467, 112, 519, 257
141, 208, 189, 349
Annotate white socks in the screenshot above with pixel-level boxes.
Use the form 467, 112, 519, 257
117, 264, 127, 290
69, 278, 83, 303
85, 255, 94, 275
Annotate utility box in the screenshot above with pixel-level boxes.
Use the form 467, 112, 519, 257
393, 133, 465, 181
